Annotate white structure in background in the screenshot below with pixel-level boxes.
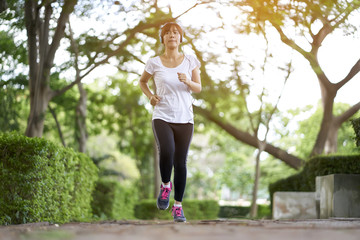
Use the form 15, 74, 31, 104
219, 185, 269, 206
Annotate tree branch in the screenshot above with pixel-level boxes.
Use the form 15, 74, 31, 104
46, 0, 77, 66
331, 2, 360, 30
264, 60, 292, 140
41, 3, 52, 58
68, 20, 80, 78
52, 2, 204, 98
48, 104, 66, 147
311, 22, 333, 54
269, 20, 309, 59
194, 106, 305, 169
173, 1, 208, 19
270, 20, 332, 90
79, 1, 207, 80
24, 0, 38, 93
51, 20, 81, 99
51, 78, 81, 99
335, 58, 360, 90
334, 101, 360, 128
52, 2, 204, 99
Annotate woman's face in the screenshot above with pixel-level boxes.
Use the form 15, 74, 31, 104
163, 25, 181, 48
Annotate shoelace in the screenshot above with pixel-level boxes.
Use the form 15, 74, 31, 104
172, 207, 182, 217
161, 187, 171, 200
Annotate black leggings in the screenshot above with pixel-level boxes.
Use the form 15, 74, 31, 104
152, 119, 194, 202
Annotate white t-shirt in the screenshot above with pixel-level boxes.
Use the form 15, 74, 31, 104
144, 54, 200, 124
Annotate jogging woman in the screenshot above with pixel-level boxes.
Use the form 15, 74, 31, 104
139, 22, 201, 222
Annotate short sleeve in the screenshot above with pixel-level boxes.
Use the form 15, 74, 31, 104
144, 58, 155, 75
189, 55, 200, 71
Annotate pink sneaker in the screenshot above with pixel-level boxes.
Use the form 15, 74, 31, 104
156, 182, 172, 210
171, 206, 186, 222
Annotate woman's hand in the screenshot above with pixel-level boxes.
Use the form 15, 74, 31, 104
177, 72, 190, 85
177, 70, 202, 93
150, 95, 161, 106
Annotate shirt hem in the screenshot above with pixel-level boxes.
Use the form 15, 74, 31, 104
152, 117, 194, 124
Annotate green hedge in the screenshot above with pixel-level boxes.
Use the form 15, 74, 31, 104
92, 179, 137, 220
0, 132, 99, 225
352, 117, 360, 147
269, 154, 360, 207
134, 199, 219, 220
218, 205, 271, 219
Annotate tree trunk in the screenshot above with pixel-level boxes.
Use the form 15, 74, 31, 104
24, 0, 78, 137
25, 86, 52, 137
310, 107, 334, 155
250, 141, 266, 218
0, 0, 7, 13
324, 122, 339, 154
75, 82, 87, 152
310, 79, 336, 156
324, 100, 360, 154
250, 150, 260, 217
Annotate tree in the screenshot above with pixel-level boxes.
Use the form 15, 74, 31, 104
1, 0, 207, 195
207, 129, 255, 200
286, 102, 360, 158
248, 56, 292, 217
24, 0, 79, 137
60, 1, 209, 195
187, 34, 305, 168
233, 0, 360, 156
0, 0, 7, 13
85, 74, 155, 198
0, 7, 29, 132
0, 78, 27, 132
352, 117, 360, 148
1, 0, 203, 142
183, 18, 303, 216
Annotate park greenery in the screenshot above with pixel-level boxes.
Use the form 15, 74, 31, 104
1, 0, 360, 222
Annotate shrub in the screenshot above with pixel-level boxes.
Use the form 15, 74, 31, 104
218, 205, 271, 219
269, 154, 360, 207
92, 179, 138, 220
351, 117, 360, 147
0, 132, 98, 225
134, 199, 219, 220
258, 204, 271, 218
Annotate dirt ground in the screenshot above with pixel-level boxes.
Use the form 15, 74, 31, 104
1, 219, 360, 240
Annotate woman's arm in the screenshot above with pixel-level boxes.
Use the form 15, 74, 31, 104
139, 71, 161, 106
177, 66, 202, 93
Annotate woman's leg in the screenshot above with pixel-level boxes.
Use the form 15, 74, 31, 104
152, 119, 175, 184
172, 123, 194, 202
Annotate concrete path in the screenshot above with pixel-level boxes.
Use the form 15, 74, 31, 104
1, 219, 360, 240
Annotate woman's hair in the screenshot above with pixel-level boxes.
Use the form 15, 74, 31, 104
160, 22, 183, 43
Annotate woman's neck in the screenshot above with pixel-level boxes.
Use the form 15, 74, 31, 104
163, 48, 182, 60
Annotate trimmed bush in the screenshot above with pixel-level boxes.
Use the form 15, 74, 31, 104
219, 206, 249, 218
134, 199, 219, 220
269, 154, 360, 207
218, 205, 271, 219
92, 179, 137, 220
352, 117, 360, 147
0, 132, 99, 225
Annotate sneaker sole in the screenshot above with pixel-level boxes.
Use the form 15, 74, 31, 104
174, 218, 186, 222
156, 200, 169, 210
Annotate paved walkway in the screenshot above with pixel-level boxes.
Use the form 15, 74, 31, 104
1, 219, 360, 240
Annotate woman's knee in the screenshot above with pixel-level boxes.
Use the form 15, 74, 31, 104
159, 145, 175, 159
173, 159, 187, 170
